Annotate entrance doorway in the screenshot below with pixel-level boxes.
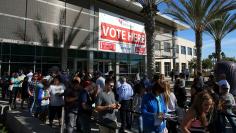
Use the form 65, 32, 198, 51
94, 61, 113, 74
74, 60, 87, 73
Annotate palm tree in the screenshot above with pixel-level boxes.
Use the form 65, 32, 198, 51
221, 51, 226, 59
206, 13, 236, 62
137, 0, 169, 78
167, 0, 236, 74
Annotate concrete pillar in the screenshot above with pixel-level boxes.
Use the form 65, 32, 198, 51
115, 62, 119, 81
87, 0, 95, 73
144, 55, 147, 75
172, 30, 177, 70
87, 51, 94, 73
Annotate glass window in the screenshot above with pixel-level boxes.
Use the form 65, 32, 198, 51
175, 45, 179, 53
181, 46, 186, 55
187, 47, 192, 55
164, 42, 170, 52
155, 62, 161, 73
164, 62, 171, 76
155, 41, 161, 50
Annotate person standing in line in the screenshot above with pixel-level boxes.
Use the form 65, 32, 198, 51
27, 70, 33, 82
181, 91, 213, 133
170, 69, 174, 82
95, 78, 121, 133
18, 70, 26, 101
38, 79, 50, 123
96, 71, 105, 93
48, 75, 65, 126
21, 77, 29, 109
217, 84, 236, 133
217, 73, 230, 93
64, 79, 81, 133
184, 69, 190, 81
174, 69, 180, 81
163, 81, 178, 133
28, 73, 42, 117
132, 83, 145, 133
116, 77, 134, 132
1, 72, 10, 100
141, 82, 167, 133
78, 82, 97, 133
10, 73, 21, 109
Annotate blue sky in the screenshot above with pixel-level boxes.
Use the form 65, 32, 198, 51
158, 2, 236, 59
178, 29, 236, 59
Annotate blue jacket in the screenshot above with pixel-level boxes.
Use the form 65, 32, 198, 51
141, 93, 167, 133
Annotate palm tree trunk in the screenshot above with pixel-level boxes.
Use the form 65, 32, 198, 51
145, 13, 156, 79
215, 39, 221, 62
195, 30, 203, 74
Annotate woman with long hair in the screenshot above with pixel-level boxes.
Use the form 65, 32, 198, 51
181, 91, 214, 133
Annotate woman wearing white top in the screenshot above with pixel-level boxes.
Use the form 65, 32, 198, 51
162, 81, 178, 133
48, 75, 65, 126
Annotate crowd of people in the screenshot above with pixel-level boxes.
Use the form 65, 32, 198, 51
0, 68, 235, 133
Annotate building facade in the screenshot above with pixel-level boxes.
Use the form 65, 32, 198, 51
155, 36, 196, 76
0, 0, 187, 78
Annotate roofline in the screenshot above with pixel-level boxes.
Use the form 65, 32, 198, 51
99, 0, 190, 31
156, 13, 190, 31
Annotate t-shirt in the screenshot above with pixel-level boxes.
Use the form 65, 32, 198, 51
221, 93, 235, 109
167, 92, 177, 112
96, 91, 117, 122
49, 84, 65, 106
38, 89, 50, 106
64, 87, 80, 109
78, 89, 94, 115
96, 76, 105, 93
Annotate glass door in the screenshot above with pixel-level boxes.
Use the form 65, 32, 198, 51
93, 61, 112, 75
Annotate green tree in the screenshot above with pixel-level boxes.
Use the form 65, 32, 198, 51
206, 13, 236, 62
136, 0, 169, 78
202, 58, 213, 69
167, 0, 236, 75
223, 57, 236, 62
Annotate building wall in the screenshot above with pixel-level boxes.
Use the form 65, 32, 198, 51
155, 37, 196, 76
0, 0, 147, 77
0, 0, 179, 78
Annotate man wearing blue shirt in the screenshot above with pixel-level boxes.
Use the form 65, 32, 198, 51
117, 77, 133, 132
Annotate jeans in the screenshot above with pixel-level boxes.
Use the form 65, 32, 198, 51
9, 87, 20, 107
65, 109, 77, 133
120, 100, 132, 130
133, 115, 143, 133
78, 113, 91, 133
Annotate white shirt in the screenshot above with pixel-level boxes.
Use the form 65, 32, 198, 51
18, 74, 26, 87
27, 72, 33, 82
49, 84, 65, 106
96, 76, 105, 93
167, 92, 177, 112
41, 90, 50, 106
